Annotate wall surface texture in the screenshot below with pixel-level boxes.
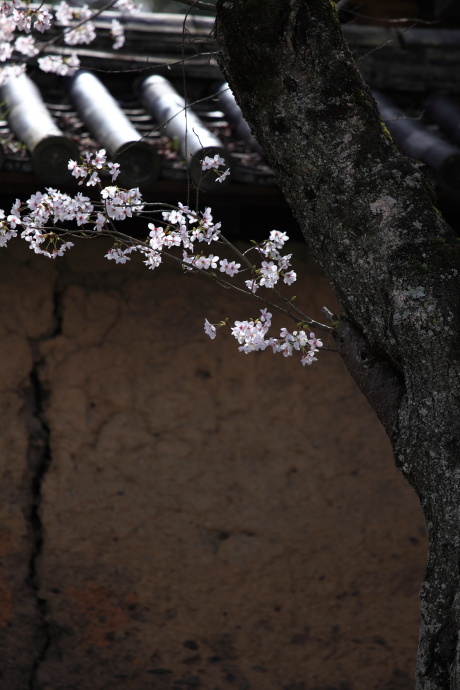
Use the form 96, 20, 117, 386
0, 238, 427, 690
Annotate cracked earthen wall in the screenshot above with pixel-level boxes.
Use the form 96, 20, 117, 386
0, 238, 426, 690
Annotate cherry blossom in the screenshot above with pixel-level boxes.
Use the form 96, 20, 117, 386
110, 19, 125, 50
204, 319, 216, 339
35, 8, 53, 32
178, 202, 198, 223
301, 352, 318, 366
64, 22, 96, 46
283, 270, 297, 285
95, 213, 106, 231
148, 225, 165, 250
55, 1, 75, 25
163, 209, 183, 225
14, 35, 38, 57
245, 279, 259, 293
216, 168, 230, 183
142, 250, 162, 270
308, 333, 323, 349
200, 155, 230, 185
68, 160, 86, 179
92, 150, 107, 168
86, 172, 100, 187
105, 247, 132, 264
108, 162, 121, 180
163, 232, 181, 248
0, 40, 12, 61
201, 154, 225, 171
269, 230, 289, 248
219, 258, 240, 277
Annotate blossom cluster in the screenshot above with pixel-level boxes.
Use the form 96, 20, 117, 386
0, 1, 52, 38
0, 147, 139, 255
56, 2, 129, 50
106, 203, 225, 270
38, 54, 81, 77
201, 154, 230, 184
244, 230, 296, 292
0, 192, 81, 257
68, 149, 120, 187
56, 2, 96, 46
0, 0, 54, 82
205, 310, 323, 366
0, 0, 134, 83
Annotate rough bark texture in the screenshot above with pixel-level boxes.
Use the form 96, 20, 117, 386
215, 2, 460, 688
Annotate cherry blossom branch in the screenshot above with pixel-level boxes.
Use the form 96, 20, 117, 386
0, 0, 335, 370
60, 217, 331, 333
0, 0, 328, 368
0, 148, 332, 367
76, 207, 330, 332
49, 217, 329, 334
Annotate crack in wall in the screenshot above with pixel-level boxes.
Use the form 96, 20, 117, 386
26, 367, 52, 690
25, 286, 64, 690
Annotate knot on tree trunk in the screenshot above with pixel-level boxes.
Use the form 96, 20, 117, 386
334, 318, 405, 440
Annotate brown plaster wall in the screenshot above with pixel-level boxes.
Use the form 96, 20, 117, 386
0, 238, 426, 690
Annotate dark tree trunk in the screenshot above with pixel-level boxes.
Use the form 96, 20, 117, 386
214, 1, 460, 688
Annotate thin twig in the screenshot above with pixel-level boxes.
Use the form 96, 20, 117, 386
173, 0, 216, 12
87, 50, 218, 75
356, 21, 419, 62
356, 35, 397, 61
216, 236, 330, 330
342, 8, 439, 25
